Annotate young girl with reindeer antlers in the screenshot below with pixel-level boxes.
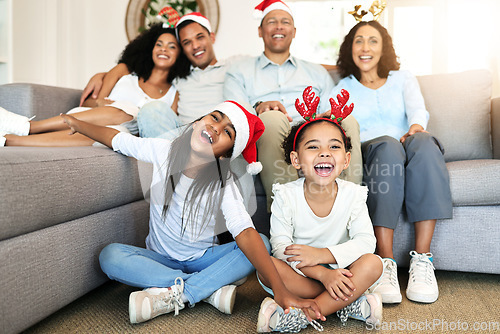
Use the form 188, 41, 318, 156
256, 87, 383, 333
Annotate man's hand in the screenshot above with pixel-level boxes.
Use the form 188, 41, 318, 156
79, 72, 106, 106
400, 124, 427, 143
255, 101, 293, 122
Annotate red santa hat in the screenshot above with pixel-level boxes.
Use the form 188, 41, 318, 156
213, 101, 265, 175
254, 0, 293, 20
175, 12, 212, 34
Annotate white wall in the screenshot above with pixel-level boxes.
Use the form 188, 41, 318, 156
10, 0, 262, 90
8, 0, 500, 98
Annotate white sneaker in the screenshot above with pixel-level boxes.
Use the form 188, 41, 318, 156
129, 277, 185, 324
203, 285, 237, 314
336, 293, 383, 326
257, 297, 323, 332
369, 258, 402, 303
406, 251, 439, 303
0, 131, 6, 146
0, 107, 31, 136
233, 276, 248, 286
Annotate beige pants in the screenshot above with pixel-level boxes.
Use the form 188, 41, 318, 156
257, 111, 363, 211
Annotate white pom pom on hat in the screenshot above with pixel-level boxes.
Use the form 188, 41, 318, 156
213, 101, 265, 175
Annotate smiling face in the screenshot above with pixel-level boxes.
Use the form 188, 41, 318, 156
152, 33, 180, 69
190, 111, 236, 160
258, 10, 296, 56
178, 22, 217, 70
290, 122, 350, 188
351, 24, 383, 76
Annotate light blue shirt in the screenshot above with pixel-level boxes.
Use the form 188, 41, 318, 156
223, 53, 335, 122
331, 70, 429, 143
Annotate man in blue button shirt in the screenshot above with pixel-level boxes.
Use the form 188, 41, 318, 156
223, 0, 362, 211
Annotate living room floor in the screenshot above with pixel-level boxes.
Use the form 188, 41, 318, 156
24, 270, 499, 333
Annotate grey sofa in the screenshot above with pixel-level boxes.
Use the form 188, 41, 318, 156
0, 69, 499, 333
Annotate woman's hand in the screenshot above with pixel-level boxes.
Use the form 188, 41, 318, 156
284, 244, 334, 269
400, 124, 427, 143
318, 268, 355, 301
80, 72, 106, 106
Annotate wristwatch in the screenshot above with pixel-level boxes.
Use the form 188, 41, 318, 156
253, 101, 263, 110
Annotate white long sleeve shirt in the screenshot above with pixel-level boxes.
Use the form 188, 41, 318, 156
112, 132, 255, 261
270, 178, 376, 274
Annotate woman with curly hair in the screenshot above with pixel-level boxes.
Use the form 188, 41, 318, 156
331, 21, 452, 305
0, 23, 190, 146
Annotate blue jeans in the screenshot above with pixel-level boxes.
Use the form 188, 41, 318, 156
99, 233, 271, 306
137, 101, 182, 140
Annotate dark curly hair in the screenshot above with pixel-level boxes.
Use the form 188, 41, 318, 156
337, 21, 400, 80
282, 118, 352, 164
118, 23, 191, 83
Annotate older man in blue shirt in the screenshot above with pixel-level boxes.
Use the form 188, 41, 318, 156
223, 0, 362, 211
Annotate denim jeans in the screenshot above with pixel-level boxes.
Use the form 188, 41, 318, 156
99, 233, 271, 306
137, 101, 183, 140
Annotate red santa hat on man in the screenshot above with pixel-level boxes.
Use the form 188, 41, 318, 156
254, 0, 293, 20
175, 12, 212, 35
213, 101, 265, 175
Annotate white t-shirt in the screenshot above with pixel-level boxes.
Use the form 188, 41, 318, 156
270, 178, 376, 273
111, 132, 255, 261
173, 56, 244, 125
108, 74, 177, 118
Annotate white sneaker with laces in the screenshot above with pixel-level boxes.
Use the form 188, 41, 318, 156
257, 297, 323, 333
336, 293, 383, 326
369, 258, 402, 303
406, 251, 439, 303
203, 285, 237, 314
129, 277, 185, 324
0, 107, 31, 136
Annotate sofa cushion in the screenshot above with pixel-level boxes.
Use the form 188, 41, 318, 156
418, 70, 492, 162
447, 159, 500, 206
0, 146, 145, 241
0, 83, 81, 119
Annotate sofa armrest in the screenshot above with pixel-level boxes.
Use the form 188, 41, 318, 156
0, 83, 82, 119
492, 97, 500, 159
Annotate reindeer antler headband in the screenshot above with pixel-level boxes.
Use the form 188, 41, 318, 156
293, 86, 354, 151
348, 0, 387, 22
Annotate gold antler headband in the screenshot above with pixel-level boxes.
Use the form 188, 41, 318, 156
348, 0, 387, 22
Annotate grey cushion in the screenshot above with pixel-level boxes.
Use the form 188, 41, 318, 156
447, 159, 500, 206
0, 146, 145, 241
0, 200, 149, 334
0, 83, 81, 119
393, 205, 500, 274
418, 70, 492, 161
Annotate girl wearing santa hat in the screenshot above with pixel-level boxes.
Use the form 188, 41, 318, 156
256, 88, 383, 332
60, 101, 324, 325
